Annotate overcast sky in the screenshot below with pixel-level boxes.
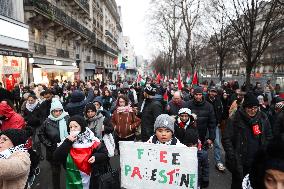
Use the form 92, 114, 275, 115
116, 0, 151, 59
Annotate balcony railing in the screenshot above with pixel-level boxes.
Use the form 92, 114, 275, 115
75, 0, 89, 12
24, 0, 96, 43
105, 30, 114, 39
106, 45, 118, 55
97, 39, 107, 51
34, 43, 46, 55
57, 49, 69, 58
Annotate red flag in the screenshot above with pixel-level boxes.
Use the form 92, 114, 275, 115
192, 71, 198, 85
177, 70, 183, 90
113, 57, 118, 65
163, 90, 169, 101
137, 74, 142, 83
156, 73, 161, 84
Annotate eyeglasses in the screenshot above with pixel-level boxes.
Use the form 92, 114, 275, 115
0, 136, 10, 143
53, 109, 63, 113
246, 106, 258, 110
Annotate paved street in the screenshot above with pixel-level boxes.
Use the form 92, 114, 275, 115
32, 146, 231, 189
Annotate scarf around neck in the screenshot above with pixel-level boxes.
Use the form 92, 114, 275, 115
48, 111, 68, 141
116, 105, 133, 113
0, 144, 27, 159
177, 117, 190, 129
26, 100, 38, 112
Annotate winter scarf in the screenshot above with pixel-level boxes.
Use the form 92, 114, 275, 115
86, 113, 104, 139
0, 144, 27, 159
116, 105, 133, 113
65, 127, 101, 189
48, 112, 69, 141
25, 100, 38, 112
177, 117, 191, 129
103, 133, 115, 157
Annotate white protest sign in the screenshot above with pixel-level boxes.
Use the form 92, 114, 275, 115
119, 141, 198, 189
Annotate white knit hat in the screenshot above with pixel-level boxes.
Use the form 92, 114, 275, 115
154, 114, 175, 133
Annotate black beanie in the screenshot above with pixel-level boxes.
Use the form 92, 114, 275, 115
243, 93, 259, 108
85, 103, 96, 115
183, 128, 199, 145
1, 129, 28, 146
68, 115, 88, 133
193, 87, 203, 95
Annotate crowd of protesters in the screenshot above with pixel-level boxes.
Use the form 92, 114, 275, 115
0, 77, 283, 189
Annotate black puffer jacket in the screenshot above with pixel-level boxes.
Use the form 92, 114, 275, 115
166, 100, 187, 116
206, 95, 223, 124
65, 88, 94, 117
174, 116, 197, 144
38, 115, 69, 161
22, 103, 42, 128
273, 110, 284, 137
222, 108, 273, 179
139, 98, 163, 142
186, 98, 216, 143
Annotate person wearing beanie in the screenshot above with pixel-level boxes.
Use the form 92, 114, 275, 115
65, 82, 94, 117
242, 135, 284, 189
0, 129, 31, 189
273, 100, 284, 137
139, 83, 163, 142
183, 128, 209, 189
223, 92, 273, 189
53, 115, 109, 189
38, 98, 70, 189
147, 114, 183, 146
174, 108, 197, 144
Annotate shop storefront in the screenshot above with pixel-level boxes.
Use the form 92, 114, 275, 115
0, 50, 29, 87
32, 58, 79, 85
84, 63, 96, 81
94, 67, 104, 81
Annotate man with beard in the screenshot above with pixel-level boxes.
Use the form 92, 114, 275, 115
206, 86, 225, 172
223, 93, 273, 189
166, 91, 186, 116
229, 87, 246, 117
39, 90, 54, 122
139, 83, 163, 142
187, 87, 216, 145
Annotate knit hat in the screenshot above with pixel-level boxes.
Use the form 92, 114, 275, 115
50, 98, 64, 112
193, 87, 203, 95
154, 114, 175, 133
243, 93, 259, 108
93, 96, 103, 106
183, 128, 199, 145
178, 108, 192, 116
1, 129, 28, 146
68, 115, 87, 133
85, 103, 97, 115
144, 83, 157, 96
123, 82, 129, 89
275, 102, 284, 110
209, 86, 217, 92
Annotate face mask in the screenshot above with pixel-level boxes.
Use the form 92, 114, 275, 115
70, 131, 80, 137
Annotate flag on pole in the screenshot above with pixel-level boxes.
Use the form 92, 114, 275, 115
177, 70, 183, 90
163, 89, 169, 102
113, 57, 118, 65
192, 71, 198, 85
186, 72, 191, 84
156, 73, 161, 84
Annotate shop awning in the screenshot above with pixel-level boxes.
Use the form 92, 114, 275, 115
34, 64, 79, 72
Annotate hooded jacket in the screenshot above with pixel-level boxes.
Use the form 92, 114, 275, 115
0, 103, 25, 131
65, 88, 94, 117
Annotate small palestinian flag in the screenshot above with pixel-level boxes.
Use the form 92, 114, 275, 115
65, 128, 101, 189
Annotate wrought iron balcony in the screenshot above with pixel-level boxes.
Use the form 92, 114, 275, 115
105, 30, 114, 39
34, 43, 46, 55
106, 45, 118, 55
75, 0, 89, 13
97, 39, 107, 51
57, 49, 69, 58
24, 0, 96, 43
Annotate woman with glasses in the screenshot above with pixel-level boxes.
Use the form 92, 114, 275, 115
0, 128, 30, 189
223, 93, 273, 189
38, 99, 69, 189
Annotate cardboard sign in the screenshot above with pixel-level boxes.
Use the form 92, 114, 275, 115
119, 141, 198, 189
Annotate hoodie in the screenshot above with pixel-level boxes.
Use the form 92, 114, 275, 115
0, 102, 25, 131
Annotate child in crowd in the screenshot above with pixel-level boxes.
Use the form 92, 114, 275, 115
174, 108, 197, 144
183, 128, 209, 189
148, 114, 183, 145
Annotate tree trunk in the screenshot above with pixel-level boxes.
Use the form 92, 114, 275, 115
245, 63, 253, 91
219, 56, 224, 82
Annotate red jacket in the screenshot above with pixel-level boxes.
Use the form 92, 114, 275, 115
0, 103, 25, 131
5, 78, 16, 92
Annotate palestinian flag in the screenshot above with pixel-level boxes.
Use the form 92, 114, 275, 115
65, 128, 101, 189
